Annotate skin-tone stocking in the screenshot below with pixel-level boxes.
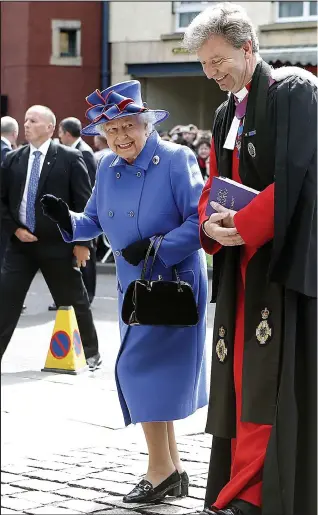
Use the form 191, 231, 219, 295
141, 421, 176, 487
167, 421, 184, 473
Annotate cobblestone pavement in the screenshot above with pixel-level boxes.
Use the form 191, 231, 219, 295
1, 432, 212, 515
1, 273, 214, 515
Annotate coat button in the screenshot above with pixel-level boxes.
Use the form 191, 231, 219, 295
115, 250, 121, 257
152, 155, 160, 165
116, 172, 121, 179
129, 211, 135, 217
108, 210, 114, 217
136, 172, 142, 177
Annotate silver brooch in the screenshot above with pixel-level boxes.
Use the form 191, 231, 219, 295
152, 155, 160, 165
248, 142, 256, 158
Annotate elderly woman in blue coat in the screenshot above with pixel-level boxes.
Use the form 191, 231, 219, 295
41, 80, 208, 503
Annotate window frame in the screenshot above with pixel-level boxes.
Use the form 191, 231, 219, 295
50, 19, 82, 66
276, 1, 318, 23
174, 1, 212, 32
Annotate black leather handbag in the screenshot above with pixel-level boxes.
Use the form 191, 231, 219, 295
121, 236, 199, 327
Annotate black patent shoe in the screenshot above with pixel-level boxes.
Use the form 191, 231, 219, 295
168, 470, 189, 497
217, 500, 261, 515
123, 470, 181, 503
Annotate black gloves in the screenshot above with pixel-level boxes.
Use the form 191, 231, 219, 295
121, 238, 154, 266
40, 194, 72, 234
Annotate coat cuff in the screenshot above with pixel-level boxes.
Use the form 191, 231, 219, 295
200, 222, 222, 255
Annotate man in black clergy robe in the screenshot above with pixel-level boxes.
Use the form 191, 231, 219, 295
0, 105, 101, 371
183, 3, 317, 515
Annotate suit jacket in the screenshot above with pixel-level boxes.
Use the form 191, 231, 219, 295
0, 140, 92, 250
1, 139, 11, 164
76, 139, 97, 187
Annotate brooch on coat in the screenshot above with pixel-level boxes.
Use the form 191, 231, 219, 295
216, 325, 228, 363
256, 307, 272, 345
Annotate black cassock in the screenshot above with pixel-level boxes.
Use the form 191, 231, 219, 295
205, 63, 317, 515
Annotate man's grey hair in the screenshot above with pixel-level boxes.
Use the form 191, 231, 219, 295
98, 112, 156, 137
183, 2, 259, 54
1, 116, 19, 135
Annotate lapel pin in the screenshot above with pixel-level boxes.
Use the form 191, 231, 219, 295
247, 142, 256, 158
152, 155, 160, 165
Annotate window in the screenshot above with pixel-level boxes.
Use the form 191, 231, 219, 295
174, 2, 215, 32
277, 1, 318, 22
50, 20, 82, 66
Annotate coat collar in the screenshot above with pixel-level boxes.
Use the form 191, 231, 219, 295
109, 131, 160, 171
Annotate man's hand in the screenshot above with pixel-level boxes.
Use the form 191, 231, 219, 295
73, 245, 90, 268
15, 228, 38, 243
203, 202, 245, 246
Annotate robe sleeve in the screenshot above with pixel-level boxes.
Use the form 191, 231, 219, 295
234, 183, 274, 248
198, 138, 222, 255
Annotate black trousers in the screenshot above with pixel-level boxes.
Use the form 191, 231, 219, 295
81, 245, 97, 304
0, 240, 99, 360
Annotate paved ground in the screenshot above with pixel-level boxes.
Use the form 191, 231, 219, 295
1, 272, 215, 515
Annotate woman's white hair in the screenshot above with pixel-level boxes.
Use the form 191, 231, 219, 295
97, 112, 156, 137
183, 2, 259, 54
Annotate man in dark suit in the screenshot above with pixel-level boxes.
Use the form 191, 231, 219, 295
56, 117, 97, 308
0, 105, 101, 371
1, 116, 20, 273
1, 116, 19, 163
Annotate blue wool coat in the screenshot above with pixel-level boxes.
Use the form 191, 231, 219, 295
63, 131, 208, 425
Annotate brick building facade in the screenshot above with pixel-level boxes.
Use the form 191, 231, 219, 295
1, 1, 102, 141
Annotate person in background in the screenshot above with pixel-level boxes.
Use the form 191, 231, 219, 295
55, 117, 97, 308
93, 134, 111, 164
0, 117, 23, 310
183, 3, 317, 515
1, 116, 19, 162
196, 138, 211, 181
41, 80, 208, 504
0, 105, 101, 371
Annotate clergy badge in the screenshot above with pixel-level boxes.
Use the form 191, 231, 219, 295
152, 155, 160, 165
247, 142, 256, 158
216, 325, 228, 363
256, 307, 272, 345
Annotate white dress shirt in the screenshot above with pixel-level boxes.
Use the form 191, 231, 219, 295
71, 137, 82, 149
19, 139, 52, 226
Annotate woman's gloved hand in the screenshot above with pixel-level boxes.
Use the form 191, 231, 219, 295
40, 194, 72, 233
121, 238, 154, 266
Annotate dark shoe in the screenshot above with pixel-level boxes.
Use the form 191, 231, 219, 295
48, 303, 57, 311
217, 500, 261, 515
22, 305, 26, 311
123, 470, 181, 503
168, 470, 189, 497
192, 509, 218, 515
86, 353, 102, 371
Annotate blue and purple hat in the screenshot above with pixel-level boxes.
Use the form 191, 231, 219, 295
82, 80, 169, 136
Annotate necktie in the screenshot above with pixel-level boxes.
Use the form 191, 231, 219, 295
25, 150, 42, 233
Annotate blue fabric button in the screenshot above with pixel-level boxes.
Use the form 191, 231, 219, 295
108, 210, 114, 217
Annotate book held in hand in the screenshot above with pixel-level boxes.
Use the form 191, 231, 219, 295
205, 176, 260, 217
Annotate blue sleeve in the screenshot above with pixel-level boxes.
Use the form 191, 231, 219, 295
154, 146, 204, 267
60, 175, 103, 243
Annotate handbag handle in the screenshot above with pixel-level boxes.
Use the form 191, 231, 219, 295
140, 236, 159, 281
147, 236, 183, 292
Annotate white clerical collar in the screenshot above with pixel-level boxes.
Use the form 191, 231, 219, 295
234, 86, 249, 103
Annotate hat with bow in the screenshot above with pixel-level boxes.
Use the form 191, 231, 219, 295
82, 80, 169, 136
